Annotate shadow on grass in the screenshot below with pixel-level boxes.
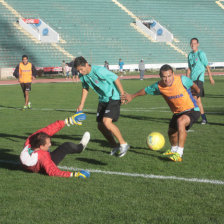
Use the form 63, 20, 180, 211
120, 114, 170, 124
205, 94, 224, 98
76, 157, 107, 165
195, 121, 224, 126
0, 133, 27, 142
130, 147, 172, 162
205, 122, 224, 126
0, 148, 24, 171
0, 104, 22, 110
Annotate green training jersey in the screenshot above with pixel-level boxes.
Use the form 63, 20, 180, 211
188, 49, 208, 82
79, 65, 120, 102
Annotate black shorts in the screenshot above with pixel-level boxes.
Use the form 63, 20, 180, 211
169, 109, 200, 131
20, 83, 31, 92
193, 80, 204, 97
96, 100, 121, 123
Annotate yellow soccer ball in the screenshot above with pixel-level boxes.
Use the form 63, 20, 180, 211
147, 132, 165, 151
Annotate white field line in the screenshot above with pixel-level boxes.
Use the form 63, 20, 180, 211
0, 106, 223, 114
0, 159, 223, 185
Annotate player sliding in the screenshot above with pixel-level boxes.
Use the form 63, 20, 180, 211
124, 64, 200, 162
74, 56, 129, 157
20, 112, 90, 178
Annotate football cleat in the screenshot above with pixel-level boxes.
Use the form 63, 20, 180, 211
110, 145, 120, 156
22, 105, 28, 110
169, 153, 182, 162
28, 102, 32, 109
117, 144, 130, 158
201, 120, 207, 125
162, 149, 175, 156
80, 132, 90, 151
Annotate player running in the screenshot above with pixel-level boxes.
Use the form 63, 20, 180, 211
74, 56, 129, 157
124, 64, 200, 162
187, 38, 215, 124
20, 112, 90, 178
13, 55, 37, 110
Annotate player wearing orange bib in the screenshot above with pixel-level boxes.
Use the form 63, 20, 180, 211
13, 55, 37, 110
125, 64, 200, 162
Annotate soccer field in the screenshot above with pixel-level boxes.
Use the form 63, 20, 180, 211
0, 77, 224, 224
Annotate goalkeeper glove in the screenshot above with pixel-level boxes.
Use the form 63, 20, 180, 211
65, 111, 86, 126
72, 170, 90, 179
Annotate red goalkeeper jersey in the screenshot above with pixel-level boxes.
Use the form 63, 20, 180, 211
20, 120, 72, 178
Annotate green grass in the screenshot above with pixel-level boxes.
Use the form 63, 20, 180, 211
0, 77, 224, 224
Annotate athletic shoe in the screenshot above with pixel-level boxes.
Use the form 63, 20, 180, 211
110, 145, 120, 156
80, 132, 90, 151
117, 144, 130, 158
169, 153, 182, 162
22, 105, 28, 110
201, 120, 207, 125
28, 102, 32, 109
162, 149, 175, 156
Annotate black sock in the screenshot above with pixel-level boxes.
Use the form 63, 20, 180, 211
201, 113, 207, 121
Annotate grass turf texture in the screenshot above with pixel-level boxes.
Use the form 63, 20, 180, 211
0, 77, 224, 224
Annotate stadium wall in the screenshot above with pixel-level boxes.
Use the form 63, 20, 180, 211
1, 62, 224, 80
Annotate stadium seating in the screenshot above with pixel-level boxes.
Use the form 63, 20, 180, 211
119, 0, 224, 62
0, 0, 224, 68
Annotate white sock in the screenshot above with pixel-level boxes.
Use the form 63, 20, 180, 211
171, 146, 178, 153
176, 147, 184, 157
120, 143, 128, 147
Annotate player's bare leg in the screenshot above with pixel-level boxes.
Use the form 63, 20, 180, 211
97, 122, 117, 148
168, 128, 178, 146
163, 128, 178, 155
75, 76, 79, 82
102, 117, 126, 145
100, 117, 129, 157
193, 96, 204, 114
194, 96, 207, 124
177, 115, 190, 148
25, 91, 29, 106
167, 115, 191, 161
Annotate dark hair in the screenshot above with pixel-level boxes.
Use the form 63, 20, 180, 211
190, 38, 199, 44
74, 56, 87, 68
22, 55, 28, 60
29, 132, 50, 149
159, 64, 173, 77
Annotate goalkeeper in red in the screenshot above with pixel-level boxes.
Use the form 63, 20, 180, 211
125, 64, 200, 162
20, 112, 90, 178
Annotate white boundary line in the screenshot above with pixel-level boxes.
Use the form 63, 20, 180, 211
0, 106, 223, 114
0, 159, 224, 185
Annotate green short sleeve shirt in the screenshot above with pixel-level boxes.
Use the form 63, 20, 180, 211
188, 50, 208, 82
79, 66, 120, 102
